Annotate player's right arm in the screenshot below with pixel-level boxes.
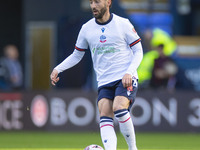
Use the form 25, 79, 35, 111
50, 24, 88, 86
50, 50, 85, 86
50, 69, 59, 86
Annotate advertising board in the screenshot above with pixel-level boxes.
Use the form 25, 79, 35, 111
0, 90, 199, 132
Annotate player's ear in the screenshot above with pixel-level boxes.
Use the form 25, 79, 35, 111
107, 0, 112, 8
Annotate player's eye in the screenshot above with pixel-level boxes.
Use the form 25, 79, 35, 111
95, 0, 100, 3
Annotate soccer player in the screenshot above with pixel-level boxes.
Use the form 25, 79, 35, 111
50, 0, 143, 150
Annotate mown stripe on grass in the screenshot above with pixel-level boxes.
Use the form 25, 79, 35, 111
0, 149, 196, 150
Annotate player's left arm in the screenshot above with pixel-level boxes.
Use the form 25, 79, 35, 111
126, 42, 143, 76
122, 19, 143, 87
122, 42, 143, 87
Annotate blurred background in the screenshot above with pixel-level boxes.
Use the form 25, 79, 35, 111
0, 0, 200, 133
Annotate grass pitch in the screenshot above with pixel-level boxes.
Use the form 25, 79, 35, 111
0, 131, 199, 150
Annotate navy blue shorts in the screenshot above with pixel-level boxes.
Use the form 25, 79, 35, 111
97, 79, 138, 110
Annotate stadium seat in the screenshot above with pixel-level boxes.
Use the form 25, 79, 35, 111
148, 12, 173, 35
129, 13, 149, 33
148, 12, 173, 26
129, 12, 173, 35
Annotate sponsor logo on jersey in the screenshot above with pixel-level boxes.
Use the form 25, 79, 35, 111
100, 35, 107, 43
92, 48, 96, 53
92, 46, 120, 55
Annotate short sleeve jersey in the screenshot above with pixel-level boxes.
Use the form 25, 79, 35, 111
75, 13, 141, 87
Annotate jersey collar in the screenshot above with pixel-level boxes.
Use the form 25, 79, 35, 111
95, 13, 113, 25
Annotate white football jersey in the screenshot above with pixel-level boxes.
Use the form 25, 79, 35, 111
75, 13, 142, 87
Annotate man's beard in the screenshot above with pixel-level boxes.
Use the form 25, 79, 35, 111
93, 6, 107, 19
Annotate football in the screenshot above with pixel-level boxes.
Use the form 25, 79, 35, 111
84, 144, 104, 150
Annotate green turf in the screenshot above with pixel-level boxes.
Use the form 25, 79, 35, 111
0, 131, 199, 150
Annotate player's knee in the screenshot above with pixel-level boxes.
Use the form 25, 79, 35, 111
113, 105, 125, 112
113, 96, 130, 112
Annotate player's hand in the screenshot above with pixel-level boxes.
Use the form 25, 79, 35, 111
50, 69, 59, 86
122, 73, 132, 88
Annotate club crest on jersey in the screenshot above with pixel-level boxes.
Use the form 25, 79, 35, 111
100, 35, 107, 43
